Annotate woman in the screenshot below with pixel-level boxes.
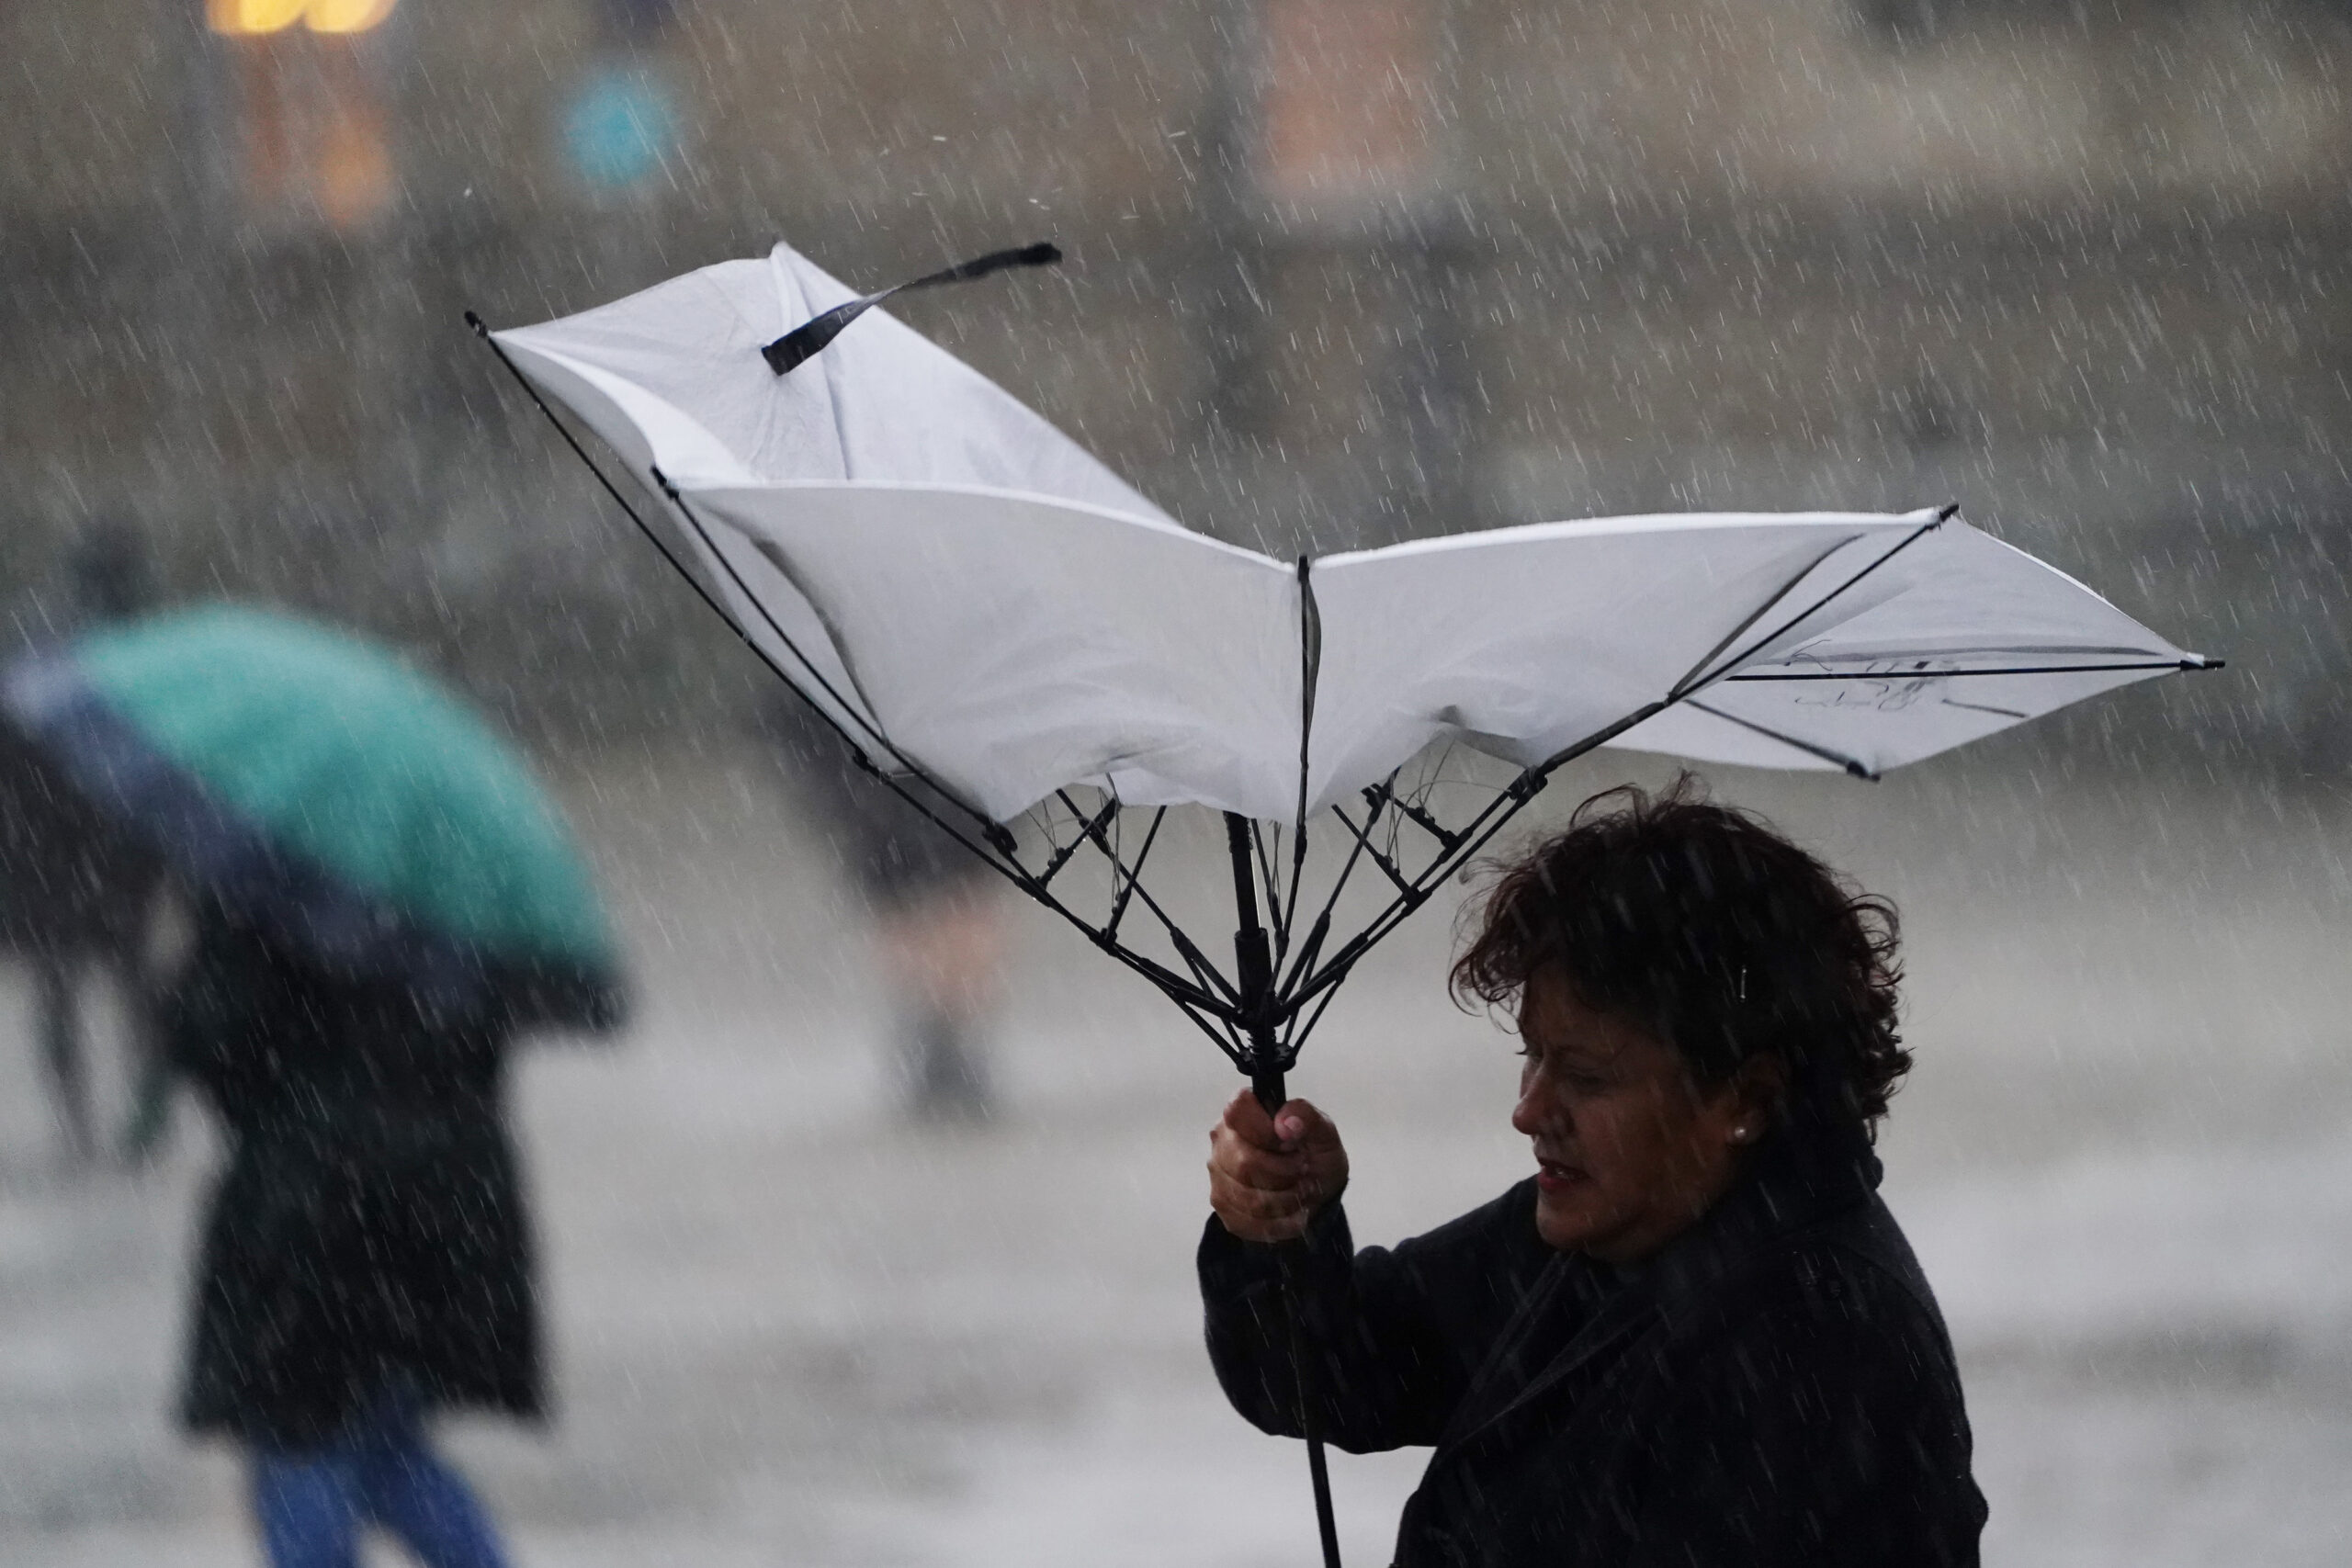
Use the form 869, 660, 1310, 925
169, 914, 549, 1568
1201, 780, 1985, 1567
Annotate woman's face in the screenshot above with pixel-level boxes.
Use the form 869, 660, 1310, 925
1510, 967, 1765, 1263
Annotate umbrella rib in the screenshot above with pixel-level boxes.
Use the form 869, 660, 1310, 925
1052, 787, 1233, 999
1170, 925, 1245, 1007
1283, 965, 1351, 1063
1360, 778, 1465, 856
1102, 805, 1168, 942
1251, 818, 1288, 954
473, 316, 792, 714
1170, 989, 1250, 1068
1283, 555, 1321, 942
1285, 702, 1671, 1018
1682, 699, 1879, 780
1677, 508, 1954, 701
1276, 780, 1387, 999
1668, 531, 1893, 700
1724, 659, 2215, 681
1328, 803, 1419, 900
1034, 793, 1120, 889
1276, 908, 1334, 1018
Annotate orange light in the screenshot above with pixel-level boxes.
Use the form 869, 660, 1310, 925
208, 0, 308, 34
305, 0, 399, 35
206, 0, 399, 36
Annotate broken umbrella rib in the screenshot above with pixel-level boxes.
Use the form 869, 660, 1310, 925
1281, 698, 1674, 1017
1051, 787, 1236, 998
1361, 778, 1466, 855
1724, 659, 2217, 681
1327, 802, 1421, 901
1033, 792, 1121, 889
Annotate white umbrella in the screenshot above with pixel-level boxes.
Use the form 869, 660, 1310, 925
481, 242, 2207, 823
472, 242, 2214, 1567
473, 236, 2216, 1044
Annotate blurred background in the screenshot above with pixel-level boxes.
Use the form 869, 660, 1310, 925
6, 1, 2352, 1562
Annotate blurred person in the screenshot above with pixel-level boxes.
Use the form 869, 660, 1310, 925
0, 711, 165, 1165
763, 697, 1006, 1121
6, 604, 632, 1568
1202, 779, 1985, 1567
166, 910, 540, 1568
0, 520, 171, 1164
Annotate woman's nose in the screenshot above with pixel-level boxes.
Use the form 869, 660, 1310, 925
1511, 1073, 1551, 1137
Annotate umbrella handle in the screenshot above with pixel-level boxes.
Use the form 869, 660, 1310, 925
1227, 815, 1344, 1568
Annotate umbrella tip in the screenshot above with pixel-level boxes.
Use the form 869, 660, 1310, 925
463, 310, 489, 338
1934, 502, 1961, 523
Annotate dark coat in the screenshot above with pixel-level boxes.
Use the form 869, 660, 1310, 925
1199, 1126, 1985, 1568
168, 919, 542, 1447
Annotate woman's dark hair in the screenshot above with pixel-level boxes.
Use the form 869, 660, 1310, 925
1452, 775, 1909, 1134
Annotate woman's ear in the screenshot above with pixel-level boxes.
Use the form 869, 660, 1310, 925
1724, 1052, 1788, 1145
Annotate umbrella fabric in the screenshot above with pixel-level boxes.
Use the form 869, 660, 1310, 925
1, 606, 619, 1028
492, 241, 2205, 822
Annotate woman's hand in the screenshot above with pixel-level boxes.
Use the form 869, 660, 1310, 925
1208, 1090, 1350, 1243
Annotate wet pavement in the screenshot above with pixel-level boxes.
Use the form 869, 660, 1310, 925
6, 749, 2351, 1566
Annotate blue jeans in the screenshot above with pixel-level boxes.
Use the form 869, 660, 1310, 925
249, 1393, 512, 1568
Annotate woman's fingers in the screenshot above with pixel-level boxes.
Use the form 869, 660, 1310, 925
1216, 1146, 1306, 1191
1210, 1168, 1312, 1223
1216, 1089, 1286, 1150
1210, 1171, 1316, 1241
1272, 1098, 1341, 1156
1207, 1090, 1351, 1242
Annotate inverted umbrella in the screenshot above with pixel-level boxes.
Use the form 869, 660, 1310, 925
471, 239, 2214, 1562
2, 605, 623, 1032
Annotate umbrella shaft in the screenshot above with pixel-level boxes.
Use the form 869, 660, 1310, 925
1225, 813, 1284, 1105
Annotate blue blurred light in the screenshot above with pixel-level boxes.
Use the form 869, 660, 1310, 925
562, 65, 680, 192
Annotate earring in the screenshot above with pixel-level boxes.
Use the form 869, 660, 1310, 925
1730, 1122, 1756, 1145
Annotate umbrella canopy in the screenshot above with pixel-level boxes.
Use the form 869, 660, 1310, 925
474, 236, 2217, 1053
487, 242, 2209, 825
2, 605, 622, 1030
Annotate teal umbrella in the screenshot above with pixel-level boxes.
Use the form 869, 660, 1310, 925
2, 605, 622, 1030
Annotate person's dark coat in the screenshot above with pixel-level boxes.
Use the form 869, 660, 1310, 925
1199, 1123, 1985, 1567
168, 918, 542, 1447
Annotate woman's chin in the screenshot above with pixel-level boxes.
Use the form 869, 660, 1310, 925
1532, 1189, 1609, 1252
